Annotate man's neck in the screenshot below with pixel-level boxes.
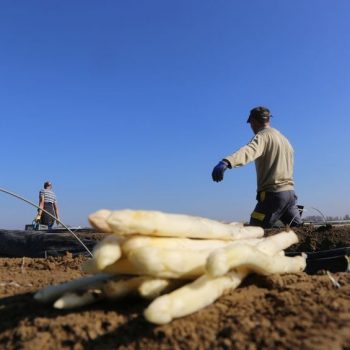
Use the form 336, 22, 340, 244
255, 124, 270, 134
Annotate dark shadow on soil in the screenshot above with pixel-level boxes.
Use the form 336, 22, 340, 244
0, 292, 149, 335
82, 316, 157, 350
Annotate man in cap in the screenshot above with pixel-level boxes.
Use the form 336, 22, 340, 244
36, 181, 60, 229
211, 106, 302, 228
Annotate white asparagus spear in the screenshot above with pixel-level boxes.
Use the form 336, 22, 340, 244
125, 237, 264, 279
83, 256, 184, 278
138, 278, 186, 299
103, 209, 264, 240
84, 257, 192, 279
89, 209, 113, 233
206, 244, 306, 277
206, 230, 300, 277
92, 235, 124, 270
127, 246, 210, 279
255, 230, 299, 255
102, 276, 177, 300
34, 273, 114, 303
102, 276, 148, 299
54, 290, 104, 309
206, 230, 298, 276
121, 235, 262, 255
144, 269, 248, 325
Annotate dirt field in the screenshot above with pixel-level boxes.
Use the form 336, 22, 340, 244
0, 226, 349, 350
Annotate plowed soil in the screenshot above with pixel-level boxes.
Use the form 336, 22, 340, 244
0, 225, 349, 350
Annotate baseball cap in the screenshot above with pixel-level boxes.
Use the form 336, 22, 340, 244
247, 106, 271, 123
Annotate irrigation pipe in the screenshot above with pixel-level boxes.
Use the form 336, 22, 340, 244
0, 187, 93, 257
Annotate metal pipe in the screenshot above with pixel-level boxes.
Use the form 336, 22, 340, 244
288, 205, 328, 227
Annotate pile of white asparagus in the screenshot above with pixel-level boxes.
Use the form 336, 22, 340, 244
34, 209, 306, 325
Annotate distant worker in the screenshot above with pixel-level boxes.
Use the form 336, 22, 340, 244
35, 181, 60, 229
212, 106, 302, 228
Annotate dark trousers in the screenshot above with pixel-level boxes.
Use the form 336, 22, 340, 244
249, 190, 303, 228
40, 202, 56, 228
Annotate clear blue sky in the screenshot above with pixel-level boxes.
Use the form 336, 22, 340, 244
0, 0, 349, 229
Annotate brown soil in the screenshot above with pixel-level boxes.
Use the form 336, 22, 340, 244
0, 226, 349, 350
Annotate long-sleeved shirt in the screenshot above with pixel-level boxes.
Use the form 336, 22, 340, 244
224, 127, 295, 193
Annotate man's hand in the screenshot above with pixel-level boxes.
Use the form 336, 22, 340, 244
35, 214, 41, 222
212, 160, 230, 182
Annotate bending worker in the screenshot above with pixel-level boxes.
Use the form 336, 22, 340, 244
212, 106, 302, 228
36, 181, 60, 229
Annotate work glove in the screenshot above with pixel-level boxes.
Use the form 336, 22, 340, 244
35, 214, 41, 222
212, 160, 230, 182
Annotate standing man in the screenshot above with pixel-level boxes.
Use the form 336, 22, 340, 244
212, 106, 302, 228
36, 181, 60, 229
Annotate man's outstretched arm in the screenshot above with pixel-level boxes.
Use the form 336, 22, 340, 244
212, 134, 265, 182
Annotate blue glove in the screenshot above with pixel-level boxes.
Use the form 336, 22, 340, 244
212, 160, 229, 182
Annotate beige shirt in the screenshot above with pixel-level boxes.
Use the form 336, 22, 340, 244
224, 127, 295, 192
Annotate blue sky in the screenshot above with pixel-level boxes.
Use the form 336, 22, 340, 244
0, 0, 349, 229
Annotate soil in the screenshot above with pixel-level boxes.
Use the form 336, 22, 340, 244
0, 225, 349, 350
